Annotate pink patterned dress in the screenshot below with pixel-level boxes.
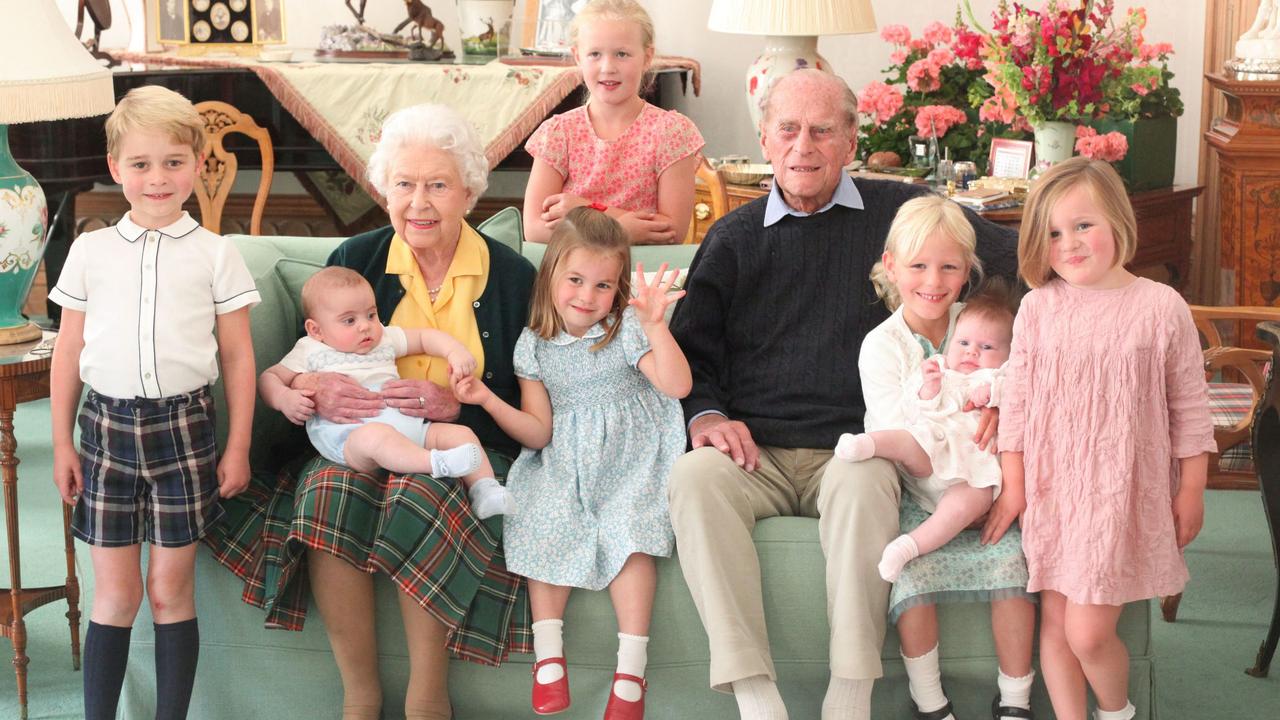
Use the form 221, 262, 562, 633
525, 102, 704, 214
997, 277, 1216, 606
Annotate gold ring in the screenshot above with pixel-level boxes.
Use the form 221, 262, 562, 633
417, 396, 425, 408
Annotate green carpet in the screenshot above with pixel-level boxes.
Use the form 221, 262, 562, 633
1, 398, 1277, 718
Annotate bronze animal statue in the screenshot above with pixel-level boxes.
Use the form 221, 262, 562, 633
396, 0, 446, 49
477, 17, 496, 45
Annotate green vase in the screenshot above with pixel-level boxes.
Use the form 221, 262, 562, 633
1090, 116, 1177, 191
0, 124, 48, 340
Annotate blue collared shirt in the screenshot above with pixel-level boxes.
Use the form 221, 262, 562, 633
762, 171, 864, 227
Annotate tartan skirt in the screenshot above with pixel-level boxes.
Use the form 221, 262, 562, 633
203, 452, 532, 666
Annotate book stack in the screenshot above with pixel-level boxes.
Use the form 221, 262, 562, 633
949, 187, 1019, 211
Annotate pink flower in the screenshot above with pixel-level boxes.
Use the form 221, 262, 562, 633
922, 21, 952, 46
911, 37, 933, 52
890, 50, 908, 65
1138, 42, 1173, 61
880, 24, 911, 46
856, 81, 905, 125
906, 59, 942, 92
1075, 130, 1128, 162
914, 105, 967, 138
1129, 82, 1150, 96
927, 47, 955, 69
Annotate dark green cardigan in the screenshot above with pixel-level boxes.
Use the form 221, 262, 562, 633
328, 225, 536, 459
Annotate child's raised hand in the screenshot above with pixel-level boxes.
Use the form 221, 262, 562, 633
452, 374, 493, 406
1172, 486, 1205, 548
447, 348, 477, 383
919, 357, 943, 399
628, 262, 686, 326
280, 388, 316, 425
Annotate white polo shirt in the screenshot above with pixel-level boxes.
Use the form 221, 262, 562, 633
49, 211, 261, 399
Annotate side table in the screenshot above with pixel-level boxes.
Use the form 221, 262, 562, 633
0, 331, 80, 720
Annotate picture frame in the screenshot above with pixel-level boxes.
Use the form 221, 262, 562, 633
521, 0, 582, 53
153, 0, 285, 52
988, 138, 1034, 179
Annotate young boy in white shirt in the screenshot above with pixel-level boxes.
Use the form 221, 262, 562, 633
48, 85, 260, 720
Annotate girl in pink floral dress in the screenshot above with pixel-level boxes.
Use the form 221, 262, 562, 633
989, 158, 1216, 720
523, 0, 704, 245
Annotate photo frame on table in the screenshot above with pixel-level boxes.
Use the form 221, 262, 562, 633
521, 0, 582, 54
988, 138, 1034, 179
153, 0, 285, 51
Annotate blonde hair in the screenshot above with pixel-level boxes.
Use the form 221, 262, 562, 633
301, 267, 372, 320
528, 207, 632, 351
570, 0, 655, 49
1018, 157, 1137, 288
870, 195, 983, 310
105, 86, 206, 160
569, 0, 656, 98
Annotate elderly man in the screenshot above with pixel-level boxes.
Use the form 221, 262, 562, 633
667, 69, 1018, 720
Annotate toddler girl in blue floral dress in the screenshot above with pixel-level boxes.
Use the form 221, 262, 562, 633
453, 206, 689, 720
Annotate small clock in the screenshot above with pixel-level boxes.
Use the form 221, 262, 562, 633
155, 0, 285, 54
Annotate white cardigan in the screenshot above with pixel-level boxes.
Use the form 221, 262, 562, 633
859, 303, 964, 434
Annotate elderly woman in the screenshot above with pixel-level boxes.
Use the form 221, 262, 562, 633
214, 104, 534, 720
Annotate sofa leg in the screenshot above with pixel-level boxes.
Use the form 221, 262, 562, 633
1159, 593, 1182, 623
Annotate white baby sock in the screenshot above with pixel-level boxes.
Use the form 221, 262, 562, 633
878, 534, 921, 582
834, 433, 877, 463
531, 619, 565, 685
731, 674, 789, 720
903, 645, 954, 719
468, 477, 513, 519
613, 633, 649, 702
1094, 701, 1136, 720
821, 675, 872, 720
996, 668, 1035, 711
430, 443, 483, 478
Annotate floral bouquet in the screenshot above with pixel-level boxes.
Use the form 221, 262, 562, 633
856, 13, 1031, 171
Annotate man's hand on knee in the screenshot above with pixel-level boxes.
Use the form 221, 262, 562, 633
690, 414, 759, 472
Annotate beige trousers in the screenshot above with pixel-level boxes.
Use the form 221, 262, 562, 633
667, 446, 900, 692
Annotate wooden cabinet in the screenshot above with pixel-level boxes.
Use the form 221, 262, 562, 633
694, 179, 1202, 291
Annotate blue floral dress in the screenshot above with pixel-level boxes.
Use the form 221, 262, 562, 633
503, 308, 684, 590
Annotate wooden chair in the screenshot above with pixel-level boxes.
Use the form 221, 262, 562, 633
685, 157, 728, 244
1159, 304, 1280, 622
193, 101, 274, 235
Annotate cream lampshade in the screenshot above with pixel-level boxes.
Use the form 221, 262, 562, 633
0, 0, 115, 343
708, 0, 877, 132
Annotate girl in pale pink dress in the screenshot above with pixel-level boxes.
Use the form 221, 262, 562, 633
989, 158, 1216, 720
523, 0, 704, 245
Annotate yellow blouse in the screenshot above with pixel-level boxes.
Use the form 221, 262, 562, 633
386, 223, 490, 386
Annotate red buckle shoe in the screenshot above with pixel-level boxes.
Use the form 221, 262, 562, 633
531, 657, 570, 715
603, 672, 647, 720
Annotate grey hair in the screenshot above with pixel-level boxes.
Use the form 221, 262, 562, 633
758, 68, 859, 136
365, 103, 489, 211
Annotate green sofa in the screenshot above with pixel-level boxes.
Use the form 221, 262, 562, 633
120, 211, 1155, 719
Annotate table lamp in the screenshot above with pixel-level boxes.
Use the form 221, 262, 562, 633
0, 0, 114, 343
708, 0, 877, 132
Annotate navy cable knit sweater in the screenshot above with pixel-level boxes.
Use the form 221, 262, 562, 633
669, 179, 1018, 450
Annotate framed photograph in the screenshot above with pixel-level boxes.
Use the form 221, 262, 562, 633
153, 0, 285, 52
521, 0, 584, 53
255, 0, 284, 44
988, 138, 1034, 179
156, 0, 187, 44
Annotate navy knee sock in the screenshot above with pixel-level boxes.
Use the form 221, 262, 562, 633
154, 618, 200, 720
83, 621, 132, 720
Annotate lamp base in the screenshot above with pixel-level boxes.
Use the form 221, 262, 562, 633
745, 35, 829, 136
0, 322, 43, 345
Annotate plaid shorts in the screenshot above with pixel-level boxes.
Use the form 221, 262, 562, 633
73, 386, 224, 548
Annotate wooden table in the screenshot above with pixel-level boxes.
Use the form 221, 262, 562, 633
692, 180, 1203, 291
0, 331, 80, 720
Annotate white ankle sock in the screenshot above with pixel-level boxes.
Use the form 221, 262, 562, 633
468, 477, 513, 519
996, 668, 1034, 710
821, 676, 872, 720
1094, 701, 1136, 720
531, 619, 564, 684
731, 675, 788, 720
430, 443, 482, 477
878, 534, 920, 582
613, 633, 649, 702
902, 645, 953, 717
834, 433, 877, 463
